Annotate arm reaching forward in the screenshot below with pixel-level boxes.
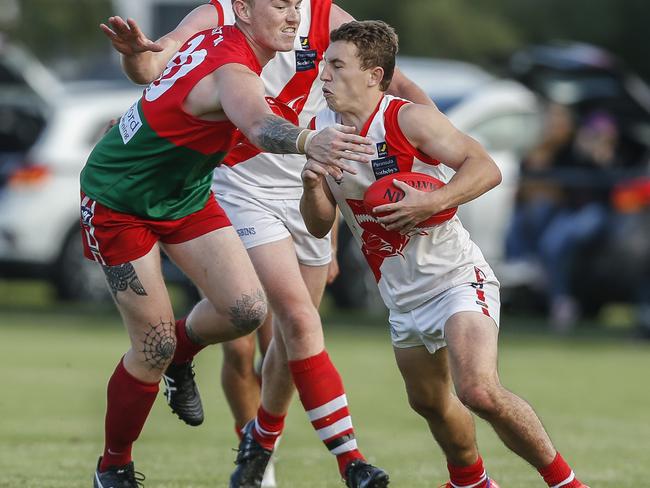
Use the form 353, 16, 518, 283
214, 64, 374, 171
100, 6, 219, 84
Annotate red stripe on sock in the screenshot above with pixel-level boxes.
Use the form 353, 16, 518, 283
310, 406, 350, 430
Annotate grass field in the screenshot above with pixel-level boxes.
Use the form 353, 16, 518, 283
1, 301, 649, 487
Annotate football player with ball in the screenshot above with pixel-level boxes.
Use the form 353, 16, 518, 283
301, 20, 590, 488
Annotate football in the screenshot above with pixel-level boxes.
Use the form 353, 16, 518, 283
363, 172, 458, 228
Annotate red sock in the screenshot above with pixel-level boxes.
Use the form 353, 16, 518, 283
251, 406, 286, 450
99, 359, 159, 471
448, 456, 488, 487
538, 452, 583, 487
289, 349, 364, 476
172, 318, 206, 364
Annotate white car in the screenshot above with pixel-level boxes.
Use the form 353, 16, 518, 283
0, 81, 141, 300
330, 57, 542, 310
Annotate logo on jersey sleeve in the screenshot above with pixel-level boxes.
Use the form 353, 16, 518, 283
295, 36, 317, 71
371, 141, 399, 179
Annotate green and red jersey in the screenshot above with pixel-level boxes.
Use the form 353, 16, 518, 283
80, 26, 261, 220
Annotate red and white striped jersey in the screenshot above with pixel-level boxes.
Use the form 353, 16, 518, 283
209, 0, 332, 198
313, 95, 499, 312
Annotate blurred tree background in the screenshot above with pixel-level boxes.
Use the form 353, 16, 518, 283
336, 0, 650, 79
1, 0, 649, 80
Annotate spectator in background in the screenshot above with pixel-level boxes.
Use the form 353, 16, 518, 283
505, 103, 575, 266
506, 106, 624, 331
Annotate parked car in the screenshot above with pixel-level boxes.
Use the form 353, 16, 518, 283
0, 81, 141, 301
510, 41, 650, 164
0, 41, 61, 187
329, 57, 542, 310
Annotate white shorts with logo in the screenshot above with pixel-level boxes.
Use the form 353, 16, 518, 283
388, 281, 501, 354
215, 192, 332, 266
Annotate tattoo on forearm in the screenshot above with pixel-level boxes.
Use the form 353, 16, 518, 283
229, 289, 267, 333
256, 115, 302, 154
142, 319, 176, 370
102, 263, 147, 301
185, 321, 208, 346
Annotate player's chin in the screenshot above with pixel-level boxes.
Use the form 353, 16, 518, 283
275, 35, 296, 52
323, 95, 338, 111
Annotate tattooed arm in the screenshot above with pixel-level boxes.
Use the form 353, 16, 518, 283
214, 64, 374, 169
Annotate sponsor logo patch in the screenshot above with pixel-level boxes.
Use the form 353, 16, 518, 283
80, 205, 93, 226
371, 156, 399, 179
237, 227, 257, 237
295, 49, 317, 72
119, 101, 142, 144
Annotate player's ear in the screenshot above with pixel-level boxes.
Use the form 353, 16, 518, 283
368, 66, 385, 89
233, 0, 252, 24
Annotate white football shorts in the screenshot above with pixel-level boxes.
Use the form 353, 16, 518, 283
388, 281, 501, 354
215, 192, 332, 266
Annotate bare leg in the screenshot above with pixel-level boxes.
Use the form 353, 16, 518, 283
254, 241, 329, 414
445, 312, 556, 468
97, 244, 177, 471
393, 345, 478, 466
163, 227, 267, 344
221, 316, 272, 428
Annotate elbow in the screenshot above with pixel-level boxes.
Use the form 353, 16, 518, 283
122, 66, 156, 86
491, 165, 503, 189
306, 221, 330, 239
130, 74, 153, 86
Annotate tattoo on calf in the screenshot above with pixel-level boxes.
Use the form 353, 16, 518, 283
142, 319, 176, 370
229, 289, 267, 333
102, 263, 147, 300
257, 115, 302, 154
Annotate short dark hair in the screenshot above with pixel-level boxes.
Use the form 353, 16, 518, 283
329, 20, 398, 91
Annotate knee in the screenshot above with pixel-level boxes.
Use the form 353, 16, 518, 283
228, 289, 268, 335
456, 382, 502, 419
223, 336, 257, 369
278, 306, 320, 344
408, 395, 447, 423
138, 325, 177, 373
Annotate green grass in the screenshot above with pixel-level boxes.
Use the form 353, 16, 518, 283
0, 306, 649, 487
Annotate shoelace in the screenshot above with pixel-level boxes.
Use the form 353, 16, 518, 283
128, 469, 146, 487
113, 466, 145, 487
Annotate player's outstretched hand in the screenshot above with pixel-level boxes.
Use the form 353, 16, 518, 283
374, 179, 436, 234
306, 124, 374, 175
100, 16, 164, 56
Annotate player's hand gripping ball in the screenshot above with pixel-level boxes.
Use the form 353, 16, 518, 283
363, 172, 458, 228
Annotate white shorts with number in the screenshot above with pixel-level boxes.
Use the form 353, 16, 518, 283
215, 192, 332, 266
389, 281, 501, 354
